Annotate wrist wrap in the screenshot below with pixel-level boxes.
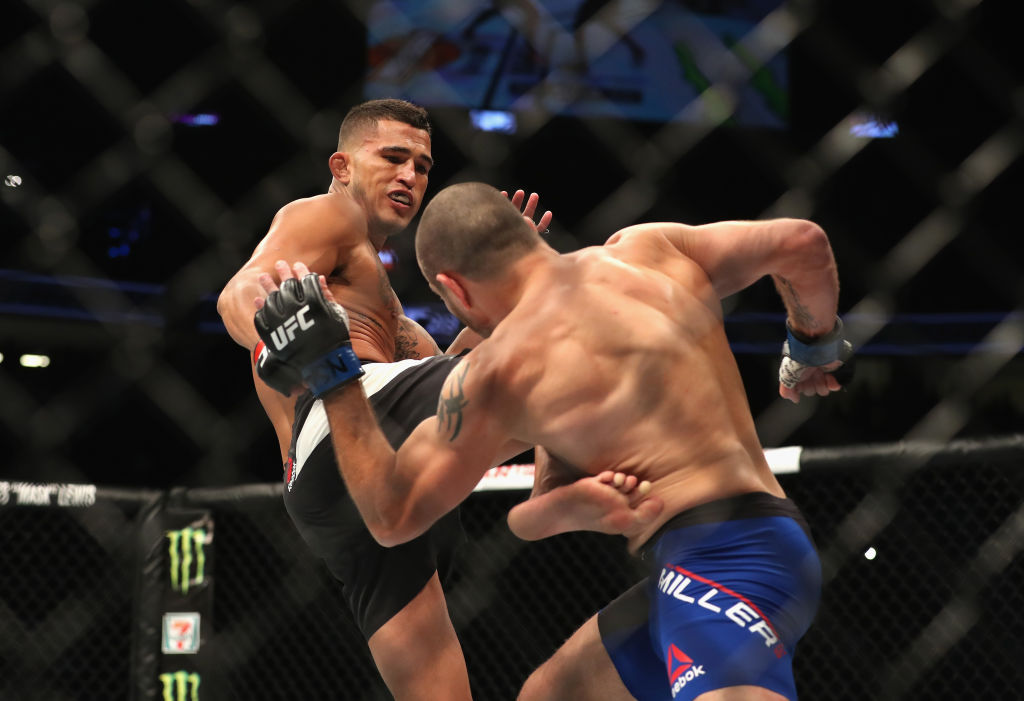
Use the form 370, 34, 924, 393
301, 344, 364, 397
785, 318, 845, 366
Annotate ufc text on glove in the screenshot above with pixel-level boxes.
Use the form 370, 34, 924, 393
253, 273, 364, 398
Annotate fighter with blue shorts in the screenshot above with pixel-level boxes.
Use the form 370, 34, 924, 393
599, 493, 821, 700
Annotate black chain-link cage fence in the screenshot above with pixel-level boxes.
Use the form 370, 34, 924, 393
2, 437, 1023, 700
1, 0, 1022, 699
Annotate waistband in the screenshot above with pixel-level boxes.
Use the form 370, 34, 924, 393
638, 492, 813, 560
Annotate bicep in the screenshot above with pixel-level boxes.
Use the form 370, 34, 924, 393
610, 219, 823, 299
394, 416, 503, 522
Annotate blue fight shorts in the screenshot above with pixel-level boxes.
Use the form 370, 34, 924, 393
598, 492, 821, 700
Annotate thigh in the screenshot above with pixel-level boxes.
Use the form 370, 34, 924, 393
284, 436, 463, 637
649, 537, 813, 699
368, 573, 471, 701
519, 614, 640, 701
328, 502, 464, 637
598, 579, 673, 700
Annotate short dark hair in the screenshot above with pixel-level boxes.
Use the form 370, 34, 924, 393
416, 182, 541, 283
337, 99, 432, 150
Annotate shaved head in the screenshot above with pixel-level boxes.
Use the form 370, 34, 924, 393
416, 182, 542, 284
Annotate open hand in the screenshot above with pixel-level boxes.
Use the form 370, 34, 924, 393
502, 189, 553, 233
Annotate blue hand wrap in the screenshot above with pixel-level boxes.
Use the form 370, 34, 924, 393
784, 318, 845, 366
301, 344, 364, 398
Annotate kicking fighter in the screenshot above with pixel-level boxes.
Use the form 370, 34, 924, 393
216, 100, 551, 701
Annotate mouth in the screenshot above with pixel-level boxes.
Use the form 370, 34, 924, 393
388, 191, 413, 209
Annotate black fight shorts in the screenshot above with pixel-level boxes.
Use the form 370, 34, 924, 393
283, 354, 467, 638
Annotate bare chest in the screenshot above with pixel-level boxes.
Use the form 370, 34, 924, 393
325, 248, 403, 358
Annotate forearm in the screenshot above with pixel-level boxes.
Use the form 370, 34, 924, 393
769, 223, 839, 338
321, 384, 407, 541
218, 273, 267, 350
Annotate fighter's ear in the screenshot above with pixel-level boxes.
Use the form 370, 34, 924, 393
329, 152, 351, 183
436, 273, 471, 308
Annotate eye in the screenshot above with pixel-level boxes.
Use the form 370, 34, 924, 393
384, 155, 401, 164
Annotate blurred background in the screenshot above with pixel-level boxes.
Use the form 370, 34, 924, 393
1, 0, 1020, 490
1, 1, 1022, 699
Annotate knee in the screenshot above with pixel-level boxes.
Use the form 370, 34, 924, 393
517, 668, 547, 701
371, 623, 469, 701
518, 660, 566, 701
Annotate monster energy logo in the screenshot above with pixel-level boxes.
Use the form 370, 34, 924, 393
167, 527, 207, 595
160, 671, 200, 701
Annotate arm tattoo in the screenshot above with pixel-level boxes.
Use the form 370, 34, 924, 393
437, 362, 470, 442
776, 275, 814, 329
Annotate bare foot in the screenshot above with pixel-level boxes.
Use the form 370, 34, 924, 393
508, 472, 663, 541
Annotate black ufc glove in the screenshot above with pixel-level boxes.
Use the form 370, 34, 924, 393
254, 274, 364, 397
253, 340, 302, 396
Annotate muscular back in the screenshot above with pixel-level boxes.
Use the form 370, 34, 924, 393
481, 233, 782, 542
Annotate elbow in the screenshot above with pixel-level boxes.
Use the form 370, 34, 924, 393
792, 219, 830, 251
215, 276, 239, 322
365, 509, 422, 548
785, 220, 834, 269
369, 523, 418, 548
215, 291, 229, 322
215, 292, 243, 344
369, 527, 404, 548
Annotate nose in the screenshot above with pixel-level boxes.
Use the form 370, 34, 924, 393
397, 161, 416, 188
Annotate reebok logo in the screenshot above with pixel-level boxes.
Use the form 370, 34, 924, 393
270, 305, 314, 351
667, 644, 705, 697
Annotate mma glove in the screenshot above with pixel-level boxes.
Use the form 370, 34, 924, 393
254, 273, 364, 398
253, 340, 303, 396
779, 317, 855, 389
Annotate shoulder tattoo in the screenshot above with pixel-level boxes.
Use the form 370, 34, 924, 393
394, 325, 419, 360
394, 317, 438, 360
436, 362, 470, 442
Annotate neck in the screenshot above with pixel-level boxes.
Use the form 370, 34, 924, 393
367, 230, 388, 252
328, 180, 389, 251
480, 247, 556, 322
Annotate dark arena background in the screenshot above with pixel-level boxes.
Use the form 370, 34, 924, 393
1, 1, 1022, 700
